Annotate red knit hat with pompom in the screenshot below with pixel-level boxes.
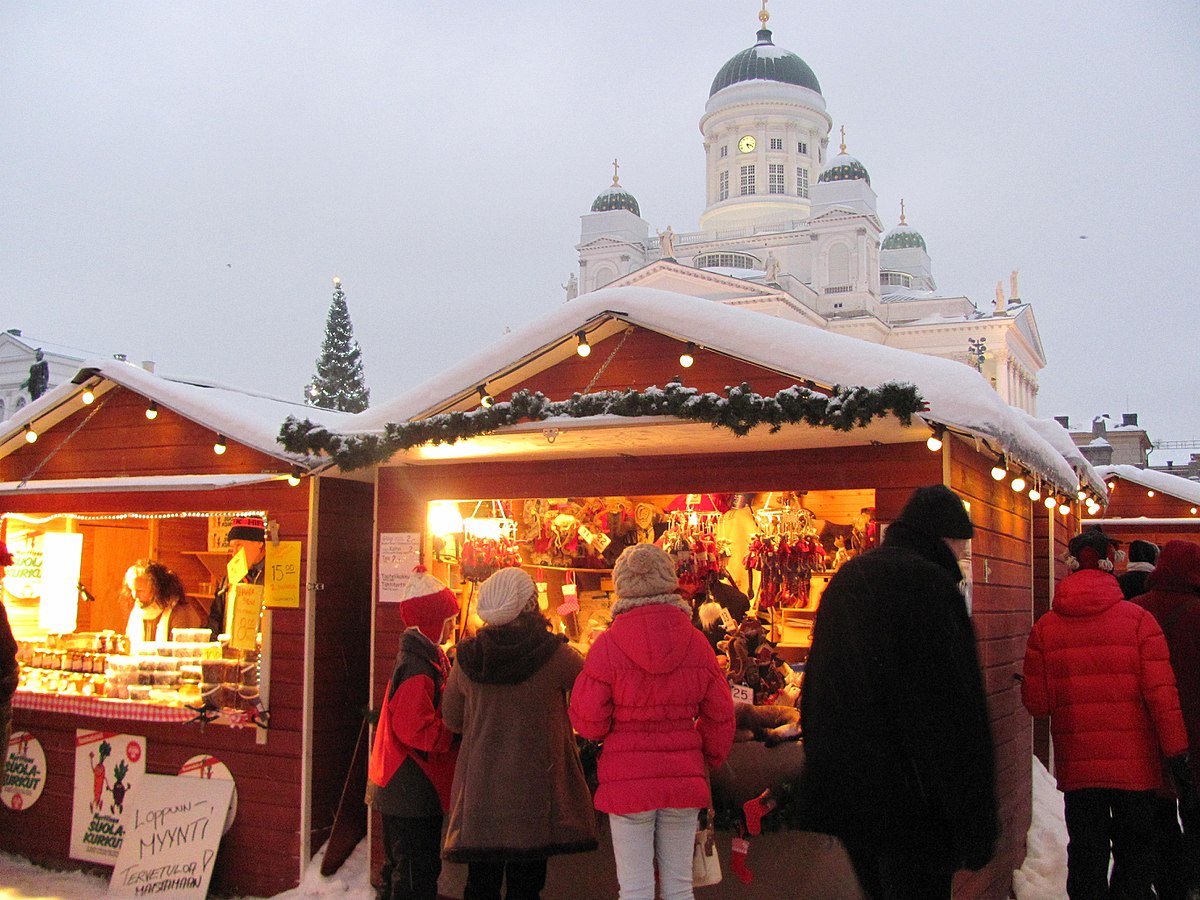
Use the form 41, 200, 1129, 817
399, 566, 459, 642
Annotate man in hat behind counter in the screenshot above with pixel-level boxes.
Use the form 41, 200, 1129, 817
206, 517, 267, 638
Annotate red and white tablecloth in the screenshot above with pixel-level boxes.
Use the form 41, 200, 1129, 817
13, 690, 195, 724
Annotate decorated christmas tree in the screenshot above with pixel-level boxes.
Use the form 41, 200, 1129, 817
307, 277, 370, 412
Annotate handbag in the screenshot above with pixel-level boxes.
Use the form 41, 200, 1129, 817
692, 808, 722, 887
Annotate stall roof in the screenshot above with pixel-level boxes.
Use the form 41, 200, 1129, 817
0, 473, 288, 495
1013, 407, 1107, 500
0, 358, 352, 469
329, 286, 1079, 488
1097, 464, 1200, 506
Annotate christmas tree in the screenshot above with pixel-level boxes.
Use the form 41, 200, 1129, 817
307, 277, 370, 412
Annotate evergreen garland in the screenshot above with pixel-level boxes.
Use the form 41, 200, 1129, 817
280, 379, 925, 471
307, 278, 371, 412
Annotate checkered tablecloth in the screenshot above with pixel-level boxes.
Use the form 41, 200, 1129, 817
13, 690, 195, 723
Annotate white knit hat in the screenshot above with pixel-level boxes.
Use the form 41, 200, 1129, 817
476, 567, 537, 626
613, 543, 678, 599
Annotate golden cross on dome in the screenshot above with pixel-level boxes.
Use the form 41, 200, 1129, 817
612, 158, 620, 185
899, 199, 907, 225
759, 0, 770, 28
839, 125, 847, 154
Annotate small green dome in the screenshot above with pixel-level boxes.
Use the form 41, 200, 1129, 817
817, 152, 870, 186
710, 28, 822, 98
591, 184, 640, 217
882, 225, 926, 251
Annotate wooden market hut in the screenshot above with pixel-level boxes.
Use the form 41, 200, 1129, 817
284, 286, 1091, 900
1088, 463, 1200, 548
0, 360, 372, 897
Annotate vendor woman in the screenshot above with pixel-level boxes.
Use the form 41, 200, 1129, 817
125, 561, 207, 648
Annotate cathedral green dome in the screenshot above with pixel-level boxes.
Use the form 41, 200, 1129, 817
591, 183, 641, 217
882, 224, 926, 251
709, 28, 822, 98
817, 152, 871, 186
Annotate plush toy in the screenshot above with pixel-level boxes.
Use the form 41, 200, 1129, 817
733, 702, 802, 746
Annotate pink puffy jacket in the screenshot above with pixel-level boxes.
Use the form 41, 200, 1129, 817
1022, 568, 1187, 791
570, 601, 735, 814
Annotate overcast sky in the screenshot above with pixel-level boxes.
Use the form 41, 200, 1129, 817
3, 2, 1198, 463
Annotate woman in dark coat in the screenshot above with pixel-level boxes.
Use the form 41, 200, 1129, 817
441, 568, 597, 900
797, 485, 998, 900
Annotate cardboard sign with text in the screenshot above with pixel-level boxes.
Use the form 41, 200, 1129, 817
108, 774, 234, 899
228, 582, 264, 651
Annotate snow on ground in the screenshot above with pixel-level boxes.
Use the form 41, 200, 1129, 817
1, 758, 1069, 899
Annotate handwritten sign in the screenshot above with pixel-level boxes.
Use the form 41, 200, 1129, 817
70, 730, 146, 864
228, 582, 264, 652
225, 547, 248, 588
378, 533, 421, 603
3, 731, 46, 810
108, 774, 234, 899
263, 540, 301, 608
178, 755, 238, 835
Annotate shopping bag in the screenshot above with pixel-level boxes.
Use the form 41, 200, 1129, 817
693, 808, 722, 887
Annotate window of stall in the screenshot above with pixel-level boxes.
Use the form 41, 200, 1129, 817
2, 510, 272, 725
423, 489, 877, 667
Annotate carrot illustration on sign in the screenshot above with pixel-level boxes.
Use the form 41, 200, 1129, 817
90, 742, 112, 813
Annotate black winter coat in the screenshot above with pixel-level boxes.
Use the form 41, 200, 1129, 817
797, 520, 999, 871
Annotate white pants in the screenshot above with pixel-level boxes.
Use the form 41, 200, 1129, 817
608, 807, 700, 900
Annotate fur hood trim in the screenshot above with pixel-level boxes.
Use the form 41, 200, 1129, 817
611, 592, 692, 617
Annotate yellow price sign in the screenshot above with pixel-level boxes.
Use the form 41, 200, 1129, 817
226, 547, 248, 587
229, 583, 264, 652
264, 541, 301, 608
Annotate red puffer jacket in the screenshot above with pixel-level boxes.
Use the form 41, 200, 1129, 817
570, 600, 735, 814
1023, 568, 1187, 791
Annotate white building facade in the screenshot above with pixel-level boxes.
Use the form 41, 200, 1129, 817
574, 9, 1044, 414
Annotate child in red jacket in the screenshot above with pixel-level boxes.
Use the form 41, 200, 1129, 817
1023, 528, 1190, 899
570, 543, 735, 900
367, 567, 459, 900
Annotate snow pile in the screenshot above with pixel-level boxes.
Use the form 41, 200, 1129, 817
1012, 756, 1068, 900
0, 838, 375, 900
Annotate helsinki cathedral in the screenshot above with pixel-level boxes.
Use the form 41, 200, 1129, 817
572, 3, 1043, 414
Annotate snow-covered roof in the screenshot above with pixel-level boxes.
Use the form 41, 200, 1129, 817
0, 331, 101, 361
0, 358, 351, 467
338, 286, 1079, 488
1012, 407, 1107, 498
1096, 464, 1200, 506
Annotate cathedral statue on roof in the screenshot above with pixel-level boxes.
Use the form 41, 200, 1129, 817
573, 3, 1044, 414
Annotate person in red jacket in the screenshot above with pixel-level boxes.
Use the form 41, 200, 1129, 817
1132, 539, 1200, 899
570, 542, 735, 900
1023, 527, 1191, 900
367, 567, 460, 900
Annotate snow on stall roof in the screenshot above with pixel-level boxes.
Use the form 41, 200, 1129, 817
340, 286, 1078, 487
1013, 408, 1106, 498
1097, 463, 1200, 505
0, 358, 351, 466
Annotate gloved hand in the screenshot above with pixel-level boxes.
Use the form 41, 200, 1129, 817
1169, 754, 1199, 814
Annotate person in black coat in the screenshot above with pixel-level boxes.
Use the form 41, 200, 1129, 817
797, 484, 999, 900
1118, 539, 1159, 600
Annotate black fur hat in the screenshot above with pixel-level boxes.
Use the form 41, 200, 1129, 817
896, 485, 974, 540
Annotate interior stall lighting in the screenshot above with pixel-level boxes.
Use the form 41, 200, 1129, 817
926, 425, 945, 453
213, 434, 227, 455
1045, 495, 1058, 510
477, 385, 494, 408
679, 342, 696, 369
990, 457, 1007, 481
145, 401, 158, 420
23, 424, 37, 444
287, 465, 303, 487
428, 500, 464, 537
1010, 475, 1027, 493
575, 332, 591, 357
